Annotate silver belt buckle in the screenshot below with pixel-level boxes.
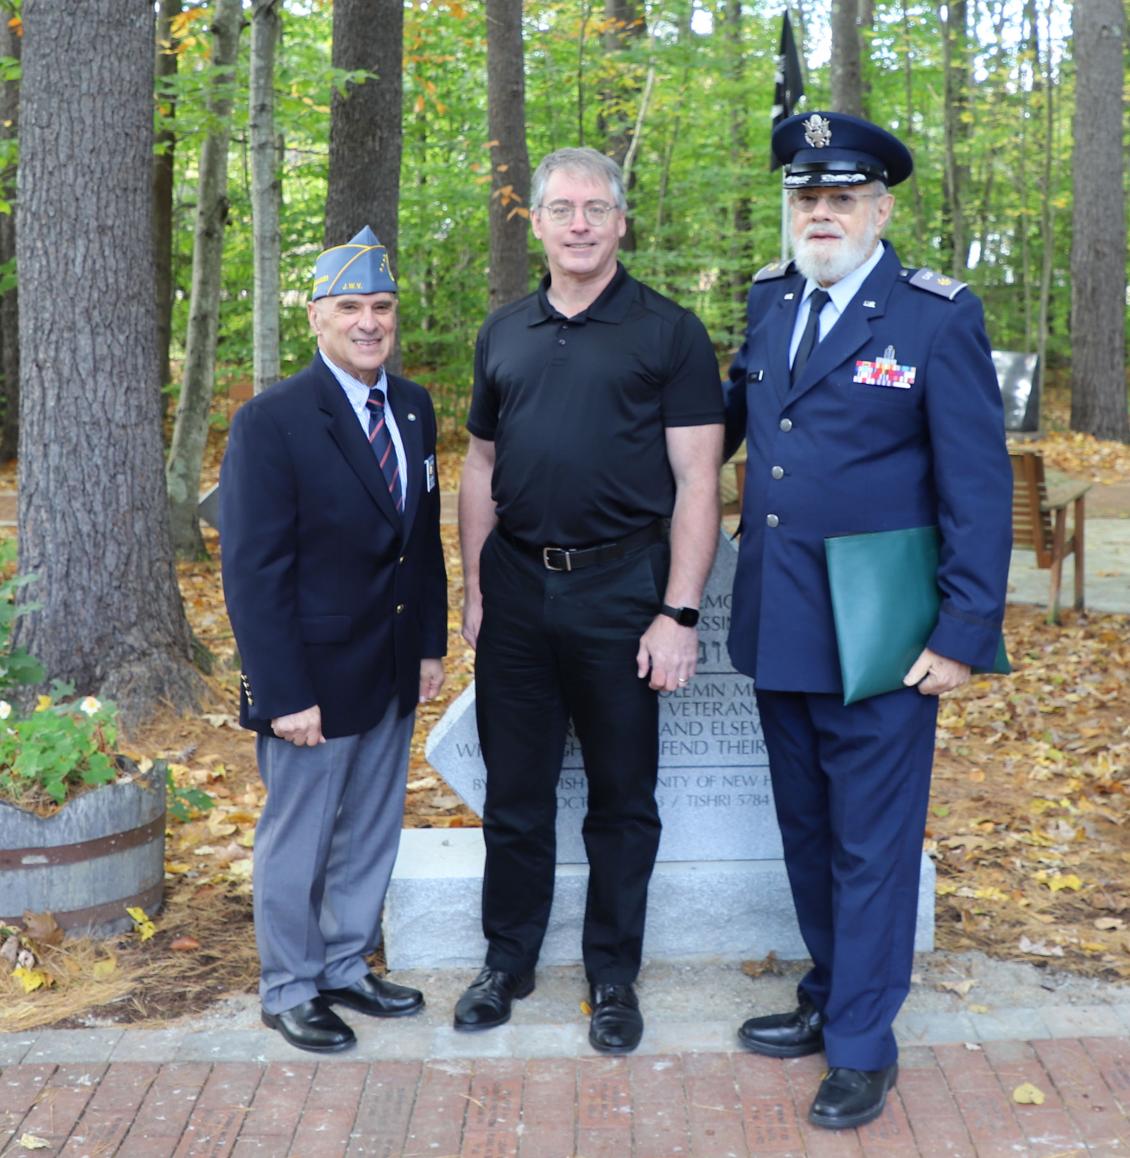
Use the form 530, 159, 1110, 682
542, 546, 571, 572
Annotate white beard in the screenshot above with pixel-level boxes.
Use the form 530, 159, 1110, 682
792, 219, 881, 285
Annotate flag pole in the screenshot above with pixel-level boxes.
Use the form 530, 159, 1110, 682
772, 9, 805, 261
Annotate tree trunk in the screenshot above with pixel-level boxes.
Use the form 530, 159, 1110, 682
0, 9, 20, 462
486, 0, 531, 312
898, 1, 925, 243
1070, 0, 1128, 441
15, 0, 201, 726
325, 0, 402, 264
165, 0, 243, 558
325, 0, 402, 370
725, 0, 750, 310
153, 0, 181, 396
830, 0, 863, 116
250, 0, 281, 395
599, 0, 644, 250
937, 0, 970, 274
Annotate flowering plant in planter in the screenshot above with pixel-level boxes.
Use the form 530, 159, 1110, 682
0, 687, 121, 812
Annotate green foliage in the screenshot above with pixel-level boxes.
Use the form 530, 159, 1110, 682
0, 542, 211, 817
151, 0, 1083, 423
0, 685, 120, 808
0, 539, 44, 692
166, 769, 214, 821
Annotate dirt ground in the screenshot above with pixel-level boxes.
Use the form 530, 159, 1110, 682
1, 388, 1128, 1033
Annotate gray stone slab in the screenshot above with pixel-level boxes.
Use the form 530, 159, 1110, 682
644, 1022, 739, 1055
895, 1010, 978, 1047
21, 1028, 123, 1063
1040, 1004, 1128, 1039
426, 532, 780, 865
383, 827, 935, 971
0, 1035, 35, 1063
110, 1028, 194, 1061
967, 1006, 1053, 1043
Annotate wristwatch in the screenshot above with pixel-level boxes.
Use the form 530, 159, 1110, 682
659, 603, 699, 627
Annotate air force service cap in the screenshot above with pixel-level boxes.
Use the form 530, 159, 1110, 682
772, 111, 913, 189
311, 226, 397, 300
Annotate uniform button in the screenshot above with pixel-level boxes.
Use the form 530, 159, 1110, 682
766, 514, 780, 528
398, 555, 405, 565
395, 603, 406, 614
770, 466, 784, 480
558, 338, 566, 345
779, 418, 793, 432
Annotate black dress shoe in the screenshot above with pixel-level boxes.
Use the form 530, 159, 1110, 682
809, 1064, 898, 1130
261, 996, 356, 1053
453, 966, 535, 1031
737, 997, 825, 1057
588, 983, 644, 1054
321, 972, 424, 1018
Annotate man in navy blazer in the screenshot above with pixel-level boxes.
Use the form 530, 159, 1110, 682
725, 114, 1011, 1128
220, 227, 447, 1053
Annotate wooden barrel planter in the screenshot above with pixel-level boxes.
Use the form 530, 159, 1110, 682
0, 760, 165, 938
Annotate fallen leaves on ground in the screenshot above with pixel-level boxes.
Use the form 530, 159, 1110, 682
2, 387, 1128, 1030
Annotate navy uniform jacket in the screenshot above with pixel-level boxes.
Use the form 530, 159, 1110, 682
219, 356, 448, 738
725, 242, 1011, 693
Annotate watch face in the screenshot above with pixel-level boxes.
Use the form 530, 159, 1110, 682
662, 604, 699, 627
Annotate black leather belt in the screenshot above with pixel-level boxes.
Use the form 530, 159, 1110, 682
498, 521, 665, 573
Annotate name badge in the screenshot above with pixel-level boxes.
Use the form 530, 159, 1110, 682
425, 454, 437, 493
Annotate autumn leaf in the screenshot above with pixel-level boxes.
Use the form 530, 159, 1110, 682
1045, 873, 1084, 892
170, 936, 201, 952
21, 911, 63, 947
1012, 1082, 1046, 1105
92, 957, 117, 980
12, 966, 52, 993
15, 1134, 50, 1151
937, 979, 976, 997
127, 906, 157, 941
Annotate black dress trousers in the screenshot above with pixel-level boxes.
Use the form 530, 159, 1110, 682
474, 527, 668, 983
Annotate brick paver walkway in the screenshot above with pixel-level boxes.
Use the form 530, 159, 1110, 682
4, 1037, 1129, 1156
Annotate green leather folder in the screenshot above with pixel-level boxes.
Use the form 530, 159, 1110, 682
824, 525, 1010, 705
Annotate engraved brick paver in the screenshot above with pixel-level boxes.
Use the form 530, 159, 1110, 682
347, 1059, 421, 1157
4, 1035, 1130, 1154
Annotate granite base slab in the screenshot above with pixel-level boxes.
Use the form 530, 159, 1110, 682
383, 827, 935, 970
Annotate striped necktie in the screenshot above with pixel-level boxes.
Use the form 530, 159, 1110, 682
365, 385, 403, 513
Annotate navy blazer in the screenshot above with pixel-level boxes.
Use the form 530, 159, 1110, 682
219, 355, 447, 738
724, 242, 1012, 693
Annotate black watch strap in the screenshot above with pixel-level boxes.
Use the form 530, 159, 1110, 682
659, 603, 699, 627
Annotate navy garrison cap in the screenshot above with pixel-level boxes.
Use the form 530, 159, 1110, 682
311, 226, 397, 300
772, 111, 913, 189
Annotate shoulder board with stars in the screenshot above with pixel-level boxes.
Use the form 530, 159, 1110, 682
904, 267, 967, 300
753, 259, 795, 283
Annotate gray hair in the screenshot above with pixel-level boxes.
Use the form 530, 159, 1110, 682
531, 147, 628, 212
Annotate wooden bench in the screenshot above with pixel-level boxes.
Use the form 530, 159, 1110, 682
1010, 449, 1091, 623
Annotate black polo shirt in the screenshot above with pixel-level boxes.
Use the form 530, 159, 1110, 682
467, 264, 722, 545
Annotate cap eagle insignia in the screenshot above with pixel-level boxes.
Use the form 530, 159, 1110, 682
802, 114, 833, 148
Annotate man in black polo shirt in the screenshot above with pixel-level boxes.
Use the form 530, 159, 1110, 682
455, 146, 724, 1053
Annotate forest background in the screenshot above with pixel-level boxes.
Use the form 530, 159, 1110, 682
0, 0, 1128, 1024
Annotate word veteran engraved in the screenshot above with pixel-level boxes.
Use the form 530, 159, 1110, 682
427, 534, 782, 864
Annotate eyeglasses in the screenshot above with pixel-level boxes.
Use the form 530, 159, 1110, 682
537, 200, 618, 227
789, 190, 882, 215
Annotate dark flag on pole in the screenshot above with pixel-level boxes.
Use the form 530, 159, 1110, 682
770, 11, 805, 170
